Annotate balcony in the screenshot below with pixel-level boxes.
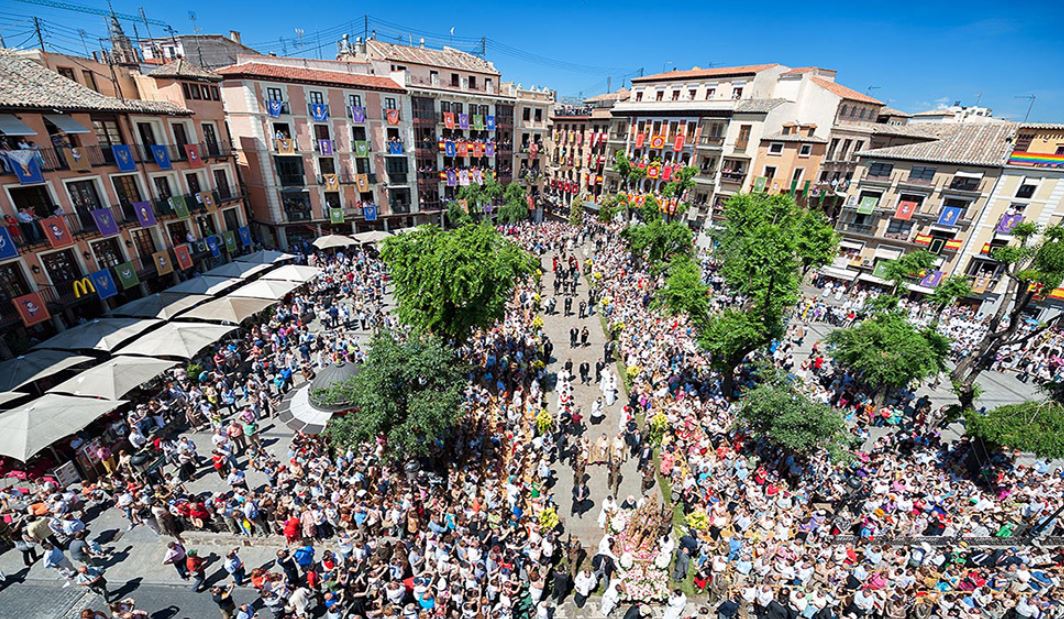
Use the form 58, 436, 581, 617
384, 141, 406, 156
840, 222, 875, 234
697, 136, 724, 149
948, 177, 982, 193
412, 111, 437, 125
387, 173, 408, 185
720, 170, 747, 185
278, 173, 305, 187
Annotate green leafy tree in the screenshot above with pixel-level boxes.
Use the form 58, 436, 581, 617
457, 175, 504, 219
446, 201, 474, 228
736, 374, 849, 459
966, 401, 1064, 459
381, 224, 537, 341
639, 194, 662, 222
952, 223, 1064, 409
699, 193, 837, 397
569, 196, 585, 227
928, 275, 973, 326
323, 331, 466, 459
497, 183, 529, 225
653, 255, 710, 321
882, 249, 937, 294
660, 166, 698, 220
613, 150, 646, 191
828, 312, 950, 403
621, 219, 693, 268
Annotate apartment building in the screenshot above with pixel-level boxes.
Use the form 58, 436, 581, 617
546, 90, 623, 212
218, 57, 416, 249
140, 31, 259, 69
339, 37, 514, 211
512, 86, 555, 202
0, 49, 248, 354
958, 123, 1064, 309
827, 123, 1017, 291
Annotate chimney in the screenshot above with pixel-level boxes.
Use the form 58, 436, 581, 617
229, 30, 241, 44
419, 37, 425, 48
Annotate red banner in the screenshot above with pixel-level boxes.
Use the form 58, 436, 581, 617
184, 144, 203, 167
386, 109, 400, 125
473, 142, 484, 158
673, 134, 685, 151
13, 291, 50, 327
38, 216, 74, 249
174, 243, 193, 270
894, 200, 918, 220
457, 141, 468, 157
662, 164, 673, 181
635, 133, 645, 149
443, 112, 455, 129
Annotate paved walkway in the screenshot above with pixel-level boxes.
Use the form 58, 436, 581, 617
540, 252, 645, 546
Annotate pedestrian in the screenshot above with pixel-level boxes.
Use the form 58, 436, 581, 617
579, 301, 586, 318
163, 541, 189, 580
15, 531, 40, 566
569, 328, 578, 348
580, 326, 590, 347
574, 568, 597, 608
211, 584, 238, 619
42, 542, 76, 586
564, 297, 572, 316
579, 361, 590, 384
186, 548, 207, 592
74, 565, 111, 602
224, 548, 246, 586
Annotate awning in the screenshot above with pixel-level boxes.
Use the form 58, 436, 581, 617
46, 356, 178, 399
955, 170, 984, 179
166, 275, 242, 296
821, 266, 859, 281
351, 230, 392, 245
0, 350, 94, 392
178, 296, 277, 324
0, 114, 37, 136
874, 247, 903, 260
202, 262, 273, 280
858, 273, 891, 286
44, 114, 90, 134
116, 322, 238, 360
261, 264, 321, 283
312, 234, 359, 250
839, 240, 863, 251
0, 392, 29, 409
111, 293, 211, 320
235, 249, 296, 265
228, 279, 302, 300
0, 394, 127, 461
906, 283, 936, 295
33, 318, 163, 353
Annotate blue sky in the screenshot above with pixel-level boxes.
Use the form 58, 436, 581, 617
3, 0, 1063, 121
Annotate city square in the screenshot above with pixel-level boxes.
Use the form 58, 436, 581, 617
0, 2, 1062, 618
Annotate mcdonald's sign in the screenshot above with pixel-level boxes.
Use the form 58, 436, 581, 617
73, 277, 96, 298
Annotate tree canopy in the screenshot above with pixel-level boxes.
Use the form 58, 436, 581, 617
569, 196, 584, 227
827, 311, 950, 401
966, 401, 1064, 459
496, 182, 529, 225
381, 224, 537, 340
323, 331, 466, 459
653, 255, 710, 321
456, 175, 503, 218
736, 373, 849, 459
621, 219, 693, 268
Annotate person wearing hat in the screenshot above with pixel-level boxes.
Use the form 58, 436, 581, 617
186, 549, 206, 592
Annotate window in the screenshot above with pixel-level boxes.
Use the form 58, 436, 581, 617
763, 166, 776, 180
688, 88, 697, 100
57, 67, 76, 81
732, 86, 743, 99
348, 94, 362, 108
852, 140, 864, 160
1016, 181, 1038, 199
485, 78, 493, 92
671, 90, 680, 101
187, 83, 201, 99
704, 87, 715, 100
130, 227, 157, 262
185, 173, 202, 194
886, 219, 913, 237
635, 90, 643, 102
112, 174, 143, 209
799, 144, 812, 157
950, 175, 980, 191
384, 97, 397, 110
451, 73, 459, 87
93, 118, 122, 150
308, 91, 325, 105
827, 138, 839, 160
429, 70, 438, 85
469, 76, 477, 89
868, 162, 893, 177
91, 238, 124, 269
67, 179, 104, 212
40, 249, 82, 286
0, 263, 31, 301
768, 142, 784, 155
655, 89, 664, 102
736, 125, 751, 151
82, 70, 98, 92
136, 122, 157, 146
453, 102, 463, 114
523, 108, 531, 122
791, 168, 804, 184
213, 169, 231, 197
909, 166, 936, 182
267, 87, 283, 102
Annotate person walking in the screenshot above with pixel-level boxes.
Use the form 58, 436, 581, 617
569, 328, 578, 348
224, 548, 246, 586
42, 542, 76, 586
163, 541, 189, 580
74, 565, 111, 602
186, 548, 207, 592
580, 326, 590, 347
573, 568, 597, 609
211, 584, 238, 619
15, 531, 40, 566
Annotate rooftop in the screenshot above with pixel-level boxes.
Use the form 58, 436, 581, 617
870, 124, 939, 138
366, 39, 498, 75
762, 131, 829, 144
0, 50, 191, 116
735, 98, 788, 113
216, 61, 405, 92
857, 122, 1018, 166
147, 58, 222, 82
879, 106, 912, 118
632, 63, 779, 83
584, 88, 629, 104
810, 76, 882, 105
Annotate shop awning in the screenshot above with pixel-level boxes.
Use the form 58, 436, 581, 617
44, 114, 90, 134
0, 394, 127, 461
839, 240, 863, 251
202, 262, 273, 280
228, 279, 302, 300
111, 293, 211, 320
261, 264, 321, 283
178, 296, 277, 324
33, 318, 163, 353
873, 247, 903, 260
116, 322, 237, 360
0, 350, 94, 392
0, 114, 37, 136
235, 249, 296, 265
955, 170, 984, 179
166, 275, 242, 296
46, 356, 178, 400
821, 266, 859, 281
312, 234, 359, 250
858, 273, 891, 286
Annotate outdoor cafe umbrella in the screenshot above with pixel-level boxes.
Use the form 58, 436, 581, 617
260, 264, 322, 283
115, 322, 237, 360
111, 293, 212, 320
0, 392, 28, 409
228, 279, 302, 300
312, 234, 359, 250
178, 296, 277, 324
351, 230, 393, 245
46, 356, 178, 400
0, 350, 94, 392
33, 318, 162, 353
202, 261, 273, 280
166, 275, 241, 296
0, 394, 127, 461
235, 249, 295, 265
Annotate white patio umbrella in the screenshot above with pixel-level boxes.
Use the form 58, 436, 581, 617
228, 279, 302, 300
166, 275, 241, 296
0, 350, 94, 392
312, 234, 359, 250
202, 262, 273, 280
111, 293, 212, 320
235, 249, 296, 265
115, 322, 238, 360
0, 394, 127, 461
33, 318, 162, 353
351, 230, 393, 245
0, 392, 28, 409
260, 264, 322, 283
179, 296, 277, 324
46, 356, 178, 399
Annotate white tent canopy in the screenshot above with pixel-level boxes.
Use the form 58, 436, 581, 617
111, 293, 212, 320
179, 296, 277, 324
312, 234, 358, 249
229, 279, 302, 300
166, 275, 241, 296
0, 394, 127, 461
0, 350, 94, 392
351, 230, 392, 245
236, 249, 296, 265
260, 264, 322, 283
33, 318, 162, 353
202, 262, 273, 280
116, 322, 237, 360
0, 392, 29, 408
47, 356, 178, 399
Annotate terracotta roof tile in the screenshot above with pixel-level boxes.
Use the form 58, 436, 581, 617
857, 122, 1018, 166
632, 64, 780, 83
147, 58, 221, 82
216, 62, 404, 92
366, 40, 498, 75
781, 66, 820, 76
810, 76, 882, 105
